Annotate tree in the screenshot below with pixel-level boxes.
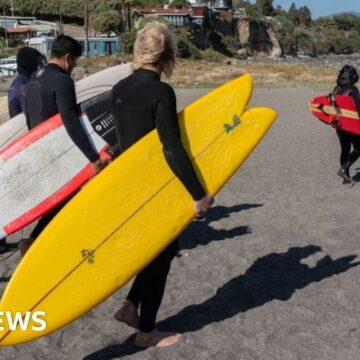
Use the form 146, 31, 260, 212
256, 0, 273, 16
298, 6, 311, 25
274, 5, 285, 16
245, 3, 260, 21
170, 0, 188, 8
91, 10, 123, 36
232, 0, 250, 9
288, 2, 299, 25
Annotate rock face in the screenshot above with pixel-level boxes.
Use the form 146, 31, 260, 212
267, 27, 282, 58
237, 17, 282, 58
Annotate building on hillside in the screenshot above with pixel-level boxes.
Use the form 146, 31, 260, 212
0, 27, 37, 40
131, 5, 213, 28
0, 16, 57, 37
191, 6, 212, 27
26, 37, 121, 57
131, 7, 192, 28
189, 0, 232, 11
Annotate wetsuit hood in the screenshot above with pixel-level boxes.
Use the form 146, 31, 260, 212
17, 47, 43, 78
337, 65, 359, 86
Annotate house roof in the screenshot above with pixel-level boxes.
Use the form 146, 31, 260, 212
6, 27, 37, 33
135, 7, 192, 16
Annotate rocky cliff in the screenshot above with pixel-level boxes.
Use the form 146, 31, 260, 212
237, 17, 282, 58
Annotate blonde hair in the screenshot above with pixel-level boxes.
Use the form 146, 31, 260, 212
132, 22, 177, 78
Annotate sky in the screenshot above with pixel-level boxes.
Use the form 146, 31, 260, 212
269, 0, 360, 18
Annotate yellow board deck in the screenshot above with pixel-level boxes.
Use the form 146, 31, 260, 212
0, 74, 277, 345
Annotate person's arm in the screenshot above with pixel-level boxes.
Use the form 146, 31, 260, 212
155, 84, 206, 201
54, 75, 99, 163
18, 84, 27, 117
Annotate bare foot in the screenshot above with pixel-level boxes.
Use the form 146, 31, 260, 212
135, 329, 182, 348
114, 300, 139, 329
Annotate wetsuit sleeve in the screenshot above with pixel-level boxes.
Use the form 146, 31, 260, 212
155, 85, 206, 201
55, 76, 99, 162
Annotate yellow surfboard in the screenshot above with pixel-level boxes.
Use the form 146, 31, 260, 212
0, 74, 277, 346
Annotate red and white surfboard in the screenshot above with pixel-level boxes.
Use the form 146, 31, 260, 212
310, 94, 360, 135
0, 110, 113, 238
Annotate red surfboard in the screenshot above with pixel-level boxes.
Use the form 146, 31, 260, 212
310, 94, 360, 135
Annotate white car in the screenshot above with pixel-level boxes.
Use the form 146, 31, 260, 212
0, 57, 17, 76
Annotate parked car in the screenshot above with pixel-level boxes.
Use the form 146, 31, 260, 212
0, 56, 17, 76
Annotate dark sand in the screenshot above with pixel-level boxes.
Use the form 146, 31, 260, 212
1, 85, 360, 360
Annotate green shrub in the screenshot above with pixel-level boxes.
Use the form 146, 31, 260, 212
121, 17, 169, 55
294, 28, 316, 56
348, 32, 360, 52
202, 48, 225, 62
120, 30, 137, 55
176, 28, 202, 59
277, 34, 297, 55
0, 40, 7, 59
273, 14, 295, 35
326, 29, 354, 54
7, 39, 26, 48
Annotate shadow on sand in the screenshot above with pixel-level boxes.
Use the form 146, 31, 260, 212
178, 203, 262, 251
352, 170, 360, 182
84, 245, 359, 359
158, 245, 359, 333
83, 334, 144, 360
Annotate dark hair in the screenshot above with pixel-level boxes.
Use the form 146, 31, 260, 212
337, 65, 359, 86
17, 47, 43, 77
51, 35, 82, 59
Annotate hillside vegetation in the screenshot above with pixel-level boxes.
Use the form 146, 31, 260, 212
1, 0, 359, 58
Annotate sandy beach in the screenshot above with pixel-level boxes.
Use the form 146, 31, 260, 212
1, 84, 360, 360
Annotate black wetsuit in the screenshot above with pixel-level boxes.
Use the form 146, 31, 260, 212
26, 63, 99, 239
26, 63, 99, 162
111, 68, 206, 332
334, 83, 360, 174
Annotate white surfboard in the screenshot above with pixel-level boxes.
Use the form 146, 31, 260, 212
0, 108, 110, 238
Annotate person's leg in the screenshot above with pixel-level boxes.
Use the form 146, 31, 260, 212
29, 204, 64, 239
114, 274, 142, 328
137, 250, 174, 332
135, 239, 182, 348
337, 130, 351, 168
346, 135, 360, 171
336, 130, 352, 182
19, 197, 72, 257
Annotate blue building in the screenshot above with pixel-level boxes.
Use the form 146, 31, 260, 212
26, 37, 121, 57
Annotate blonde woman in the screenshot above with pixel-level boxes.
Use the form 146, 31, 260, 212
111, 22, 214, 348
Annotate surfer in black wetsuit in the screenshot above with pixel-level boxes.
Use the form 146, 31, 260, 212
18, 35, 109, 256
334, 65, 360, 184
111, 23, 214, 348
7, 47, 45, 119
1, 48, 46, 254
